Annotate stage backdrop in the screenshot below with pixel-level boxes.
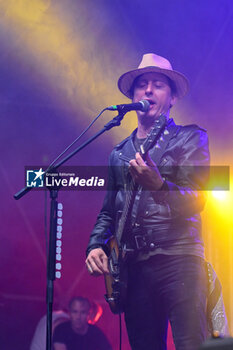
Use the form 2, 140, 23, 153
0, 1, 232, 349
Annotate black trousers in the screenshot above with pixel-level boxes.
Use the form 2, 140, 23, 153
124, 254, 208, 350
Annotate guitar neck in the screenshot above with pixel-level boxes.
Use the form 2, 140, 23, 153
115, 114, 167, 246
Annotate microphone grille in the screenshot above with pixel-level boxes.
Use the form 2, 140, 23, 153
140, 100, 150, 112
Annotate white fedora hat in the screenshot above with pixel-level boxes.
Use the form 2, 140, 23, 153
118, 53, 189, 99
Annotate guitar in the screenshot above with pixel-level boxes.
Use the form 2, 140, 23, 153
104, 114, 168, 314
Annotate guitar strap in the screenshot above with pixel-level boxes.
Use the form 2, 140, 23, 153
130, 120, 181, 227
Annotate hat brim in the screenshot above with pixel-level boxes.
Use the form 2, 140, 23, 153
118, 66, 189, 99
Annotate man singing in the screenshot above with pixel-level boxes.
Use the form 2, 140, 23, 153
86, 53, 210, 350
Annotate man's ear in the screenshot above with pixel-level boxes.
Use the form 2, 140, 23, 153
170, 95, 178, 108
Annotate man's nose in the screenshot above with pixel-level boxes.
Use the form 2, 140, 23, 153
145, 82, 153, 95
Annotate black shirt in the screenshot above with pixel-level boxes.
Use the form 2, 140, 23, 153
53, 321, 112, 350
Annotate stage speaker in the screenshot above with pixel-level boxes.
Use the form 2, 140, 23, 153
199, 337, 233, 349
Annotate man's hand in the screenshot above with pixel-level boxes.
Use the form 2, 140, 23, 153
85, 248, 109, 276
129, 152, 164, 190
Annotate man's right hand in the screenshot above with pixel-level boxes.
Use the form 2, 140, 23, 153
85, 248, 109, 276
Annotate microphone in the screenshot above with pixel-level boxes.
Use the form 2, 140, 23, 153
107, 99, 150, 112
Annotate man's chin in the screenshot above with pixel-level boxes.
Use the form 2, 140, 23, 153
139, 109, 160, 119
73, 323, 82, 330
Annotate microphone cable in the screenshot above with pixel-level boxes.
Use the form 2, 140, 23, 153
47, 107, 109, 170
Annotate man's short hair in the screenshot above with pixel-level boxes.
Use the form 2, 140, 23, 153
68, 296, 91, 311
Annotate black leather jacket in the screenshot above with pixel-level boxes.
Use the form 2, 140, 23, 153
86, 118, 210, 257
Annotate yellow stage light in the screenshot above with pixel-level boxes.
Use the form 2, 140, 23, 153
212, 190, 228, 201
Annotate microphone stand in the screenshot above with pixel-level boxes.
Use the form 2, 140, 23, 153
14, 110, 127, 350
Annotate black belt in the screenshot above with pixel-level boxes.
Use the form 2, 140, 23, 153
133, 234, 160, 251
129, 228, 176, 252
126, 227, 162, 252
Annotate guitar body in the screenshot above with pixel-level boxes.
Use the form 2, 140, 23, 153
104, 114, 168, 314
104, 236, 128, 314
